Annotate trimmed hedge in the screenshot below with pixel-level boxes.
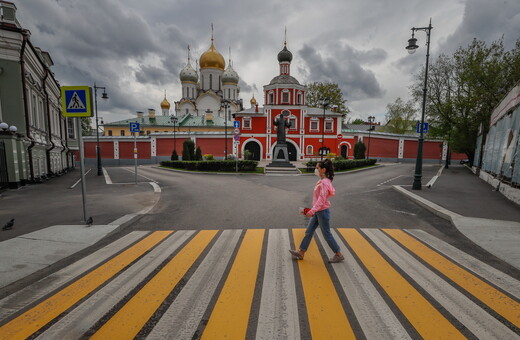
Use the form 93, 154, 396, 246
306, 159, 377, 171
161, 160, 258, 172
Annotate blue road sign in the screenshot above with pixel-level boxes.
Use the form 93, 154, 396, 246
130, 122, 140, 133
61, 86, 92, 117
416, 122, 429, 133
233, 121, 240, 128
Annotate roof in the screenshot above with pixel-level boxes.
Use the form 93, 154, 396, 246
269, 74, 300, 85
306, 107, 343, 116
103, 114, 230, 128
344, 124, 375, 131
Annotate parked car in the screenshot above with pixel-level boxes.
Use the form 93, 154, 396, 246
460, 159, 470, 165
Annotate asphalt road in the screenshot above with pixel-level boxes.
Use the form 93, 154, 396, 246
121, 163, 453, 234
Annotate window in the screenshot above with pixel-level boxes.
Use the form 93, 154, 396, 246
210, 74, 213, 89
228, 88, 230, 99
289, 118, 297, 130
325, 120, 333, 132
147, 131, 151, 135
310, 120, 319, 131
32, 94, 38, 127
121, 130, 125, 136
139, 131, 144, 136
297, 93, 302, 105
186, 108, 189, 115
307, 145, 313, 155
269, 92, 274, 104
108, 130, 113, 136
243, 118, 251, 129
67, 117, 75, 138
201, 75, 204, 88
282, 90, 289, 103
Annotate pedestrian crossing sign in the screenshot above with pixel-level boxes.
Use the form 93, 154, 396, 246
61, 86, 93, 117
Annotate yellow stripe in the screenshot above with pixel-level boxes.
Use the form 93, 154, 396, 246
92, 230, 218, 339
337, 228, 465, 339
384, 228, 520, 328
293, 228, 356, 340
201, 229, 265, 340
0, 231, 172, 340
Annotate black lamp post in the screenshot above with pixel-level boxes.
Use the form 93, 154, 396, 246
320, 98, 329, 160
220, 101, 230, 160
93, 83, 108, 176
406, 19, 432, 190
170, 115, 178, 156
367, 115, 375, 159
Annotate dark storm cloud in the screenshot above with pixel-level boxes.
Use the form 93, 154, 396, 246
297, 43, 386, 101
441, 0, 520, 53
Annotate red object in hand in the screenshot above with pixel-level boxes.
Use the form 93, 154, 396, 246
299, 207, 310, 215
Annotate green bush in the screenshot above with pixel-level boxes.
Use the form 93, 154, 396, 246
203, 154, 214, 160
171, 149, 178, 161
182, 139, 195, 160
195, 146, 202, 161
354, 141, 366, 159
244, 150, 252, 160
161, 160, 258, 172
305, 159, 376, 171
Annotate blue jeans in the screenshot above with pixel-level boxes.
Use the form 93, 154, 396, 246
299, 209, 340, 253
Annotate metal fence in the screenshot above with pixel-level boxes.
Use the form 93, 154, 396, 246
480, 105, 520, 186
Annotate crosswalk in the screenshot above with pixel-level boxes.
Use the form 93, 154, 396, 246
0, 228, 518, 339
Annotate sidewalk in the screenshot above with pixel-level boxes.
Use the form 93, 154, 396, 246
0, 168, 159, 289
394, 165, 520, 270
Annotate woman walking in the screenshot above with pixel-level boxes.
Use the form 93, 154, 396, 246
289, 159, 344, 263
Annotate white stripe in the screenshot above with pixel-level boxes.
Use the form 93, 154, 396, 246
103, 167, 112, 184
363, 229, 518, 340
317, 229, 411, 340
406, 229, 520, 298
256, 229, 300, 340
147, 229, 242, 340
69, 168, 92, 188
123, 167, 158, 183
36, 230, 195, 339
0, 231, 148, 322
150, 182, 161, 193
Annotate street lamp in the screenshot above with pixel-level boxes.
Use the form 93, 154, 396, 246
406, 19, 432, 190
93, 83, 108, 176
367, 115, 375, 159
220, 101, 230, 160
170, 115, 178, 157
320, 98, 329, 160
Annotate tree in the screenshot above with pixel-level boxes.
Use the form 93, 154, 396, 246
195, 146, 202, 161
182, 139, 195, 160
305, 82, 350, 115
354, 141, 366, 159
383, 97, 417, 134
351, 118, 365, 125
411, 37, 520, 163
171, 149, 178, 161
81, 117, 92, 136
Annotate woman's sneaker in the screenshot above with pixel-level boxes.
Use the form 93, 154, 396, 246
328, 254, 344, 263
289, 249, 303, 260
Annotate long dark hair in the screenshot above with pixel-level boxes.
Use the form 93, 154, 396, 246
318, 159, 334, 181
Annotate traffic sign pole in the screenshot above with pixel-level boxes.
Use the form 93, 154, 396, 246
77, 118, 88, 222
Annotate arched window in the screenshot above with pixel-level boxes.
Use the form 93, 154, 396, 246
210, 74, 213, 89
269, 92, 274, 104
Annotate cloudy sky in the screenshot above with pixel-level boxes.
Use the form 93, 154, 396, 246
14, 0, 520, 124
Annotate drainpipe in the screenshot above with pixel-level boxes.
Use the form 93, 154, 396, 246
20, 30, 35, 181
43, 68, 56, 175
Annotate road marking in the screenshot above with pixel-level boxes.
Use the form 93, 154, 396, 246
69, 168, 91, 188
293, 228, 356, 340
102, 167, 112, 184
36, 230, 195, 339
201, 229, 265, 340
406, 229, 520, 298
256, 229, 300, 340
149, 181, 161, 193
0, 231, 149, 322
337, 228, 465, 339
377, 175, 404, 186
384, 228, 520, 328
317, 229, 411, 340
91, 230, 217, 339
0, 231, 172, 340
147, 230, 242, 340
365, 229, 518, 339
123, 167, 158, 183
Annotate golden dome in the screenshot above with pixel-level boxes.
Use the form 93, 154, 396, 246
199, 40, 225, 70
160, 96, 170, 109
250, 95, 257, 105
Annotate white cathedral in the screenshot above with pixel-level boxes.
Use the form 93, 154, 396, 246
172, 36, 243, 121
